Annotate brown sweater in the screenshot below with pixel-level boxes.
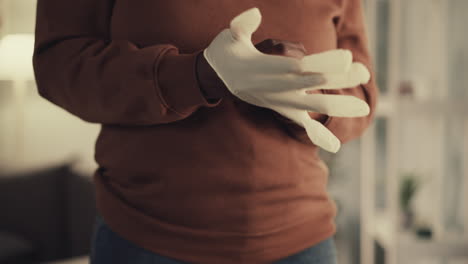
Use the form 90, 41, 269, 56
33, 0, 378, 263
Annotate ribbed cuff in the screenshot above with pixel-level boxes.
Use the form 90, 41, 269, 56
154, 47, 222, 116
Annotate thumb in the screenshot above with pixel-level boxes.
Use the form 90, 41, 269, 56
230, 7, 262, 41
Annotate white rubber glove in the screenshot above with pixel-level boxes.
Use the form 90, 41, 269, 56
268, 50, 371, 153
203, 7, 328, 107
203, 7, 371, 153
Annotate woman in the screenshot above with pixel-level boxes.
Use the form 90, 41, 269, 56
33, 0, 377, 263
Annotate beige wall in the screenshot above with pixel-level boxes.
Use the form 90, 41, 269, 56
0, 0, 99, 175
1, 0, 37, 35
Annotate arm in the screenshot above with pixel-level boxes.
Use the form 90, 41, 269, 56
276, 0, 378, 145
33, 0, 221, 126
323, 0, 379, 143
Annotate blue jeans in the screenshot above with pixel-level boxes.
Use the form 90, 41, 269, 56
90, 214, 337, 264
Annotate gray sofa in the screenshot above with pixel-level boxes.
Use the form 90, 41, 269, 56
0, 163, 97, 264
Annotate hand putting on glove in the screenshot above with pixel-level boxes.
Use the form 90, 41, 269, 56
202, 7, 371, 153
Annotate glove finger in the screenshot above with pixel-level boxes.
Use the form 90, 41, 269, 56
303, 118, 341, 153
268, 93, 370, 117
301, 94, 370, 117
254, 72, 326, 93
246, 52, 303, 74
304, 62, 371, 91
272, 105, 309, 127
301, 49, 353, 73
271, 106, 341, 153
230, 7, 262, 41
229, 8, 306, 74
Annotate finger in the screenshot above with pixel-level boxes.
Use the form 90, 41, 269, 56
247, 52, 303, 74
230, 8, 262, 40
301, 49, 353, 73
263, 44, 306, 59
257, 41, 306, 59
272, 40, 306, 52
272, 105, 309, 127
255, 39, 276, 53
254, 72, 326, 93
302, 62, 371, 91
282, 47, 306, 59
272, 42, 307, 58
268, 93, 370, 117
273, 106, 341, 152
303, 118, 341, 153
301, 94, 370, 117
256, 38, 307, 55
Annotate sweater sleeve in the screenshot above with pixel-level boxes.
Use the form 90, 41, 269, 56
274, 0, 378, 146
33, 0, 221, 126
322, 0, 379, 144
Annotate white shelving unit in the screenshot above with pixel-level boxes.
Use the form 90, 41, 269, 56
360, 0, 468, 263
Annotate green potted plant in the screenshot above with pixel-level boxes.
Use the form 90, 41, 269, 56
399, 172, 420, 229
